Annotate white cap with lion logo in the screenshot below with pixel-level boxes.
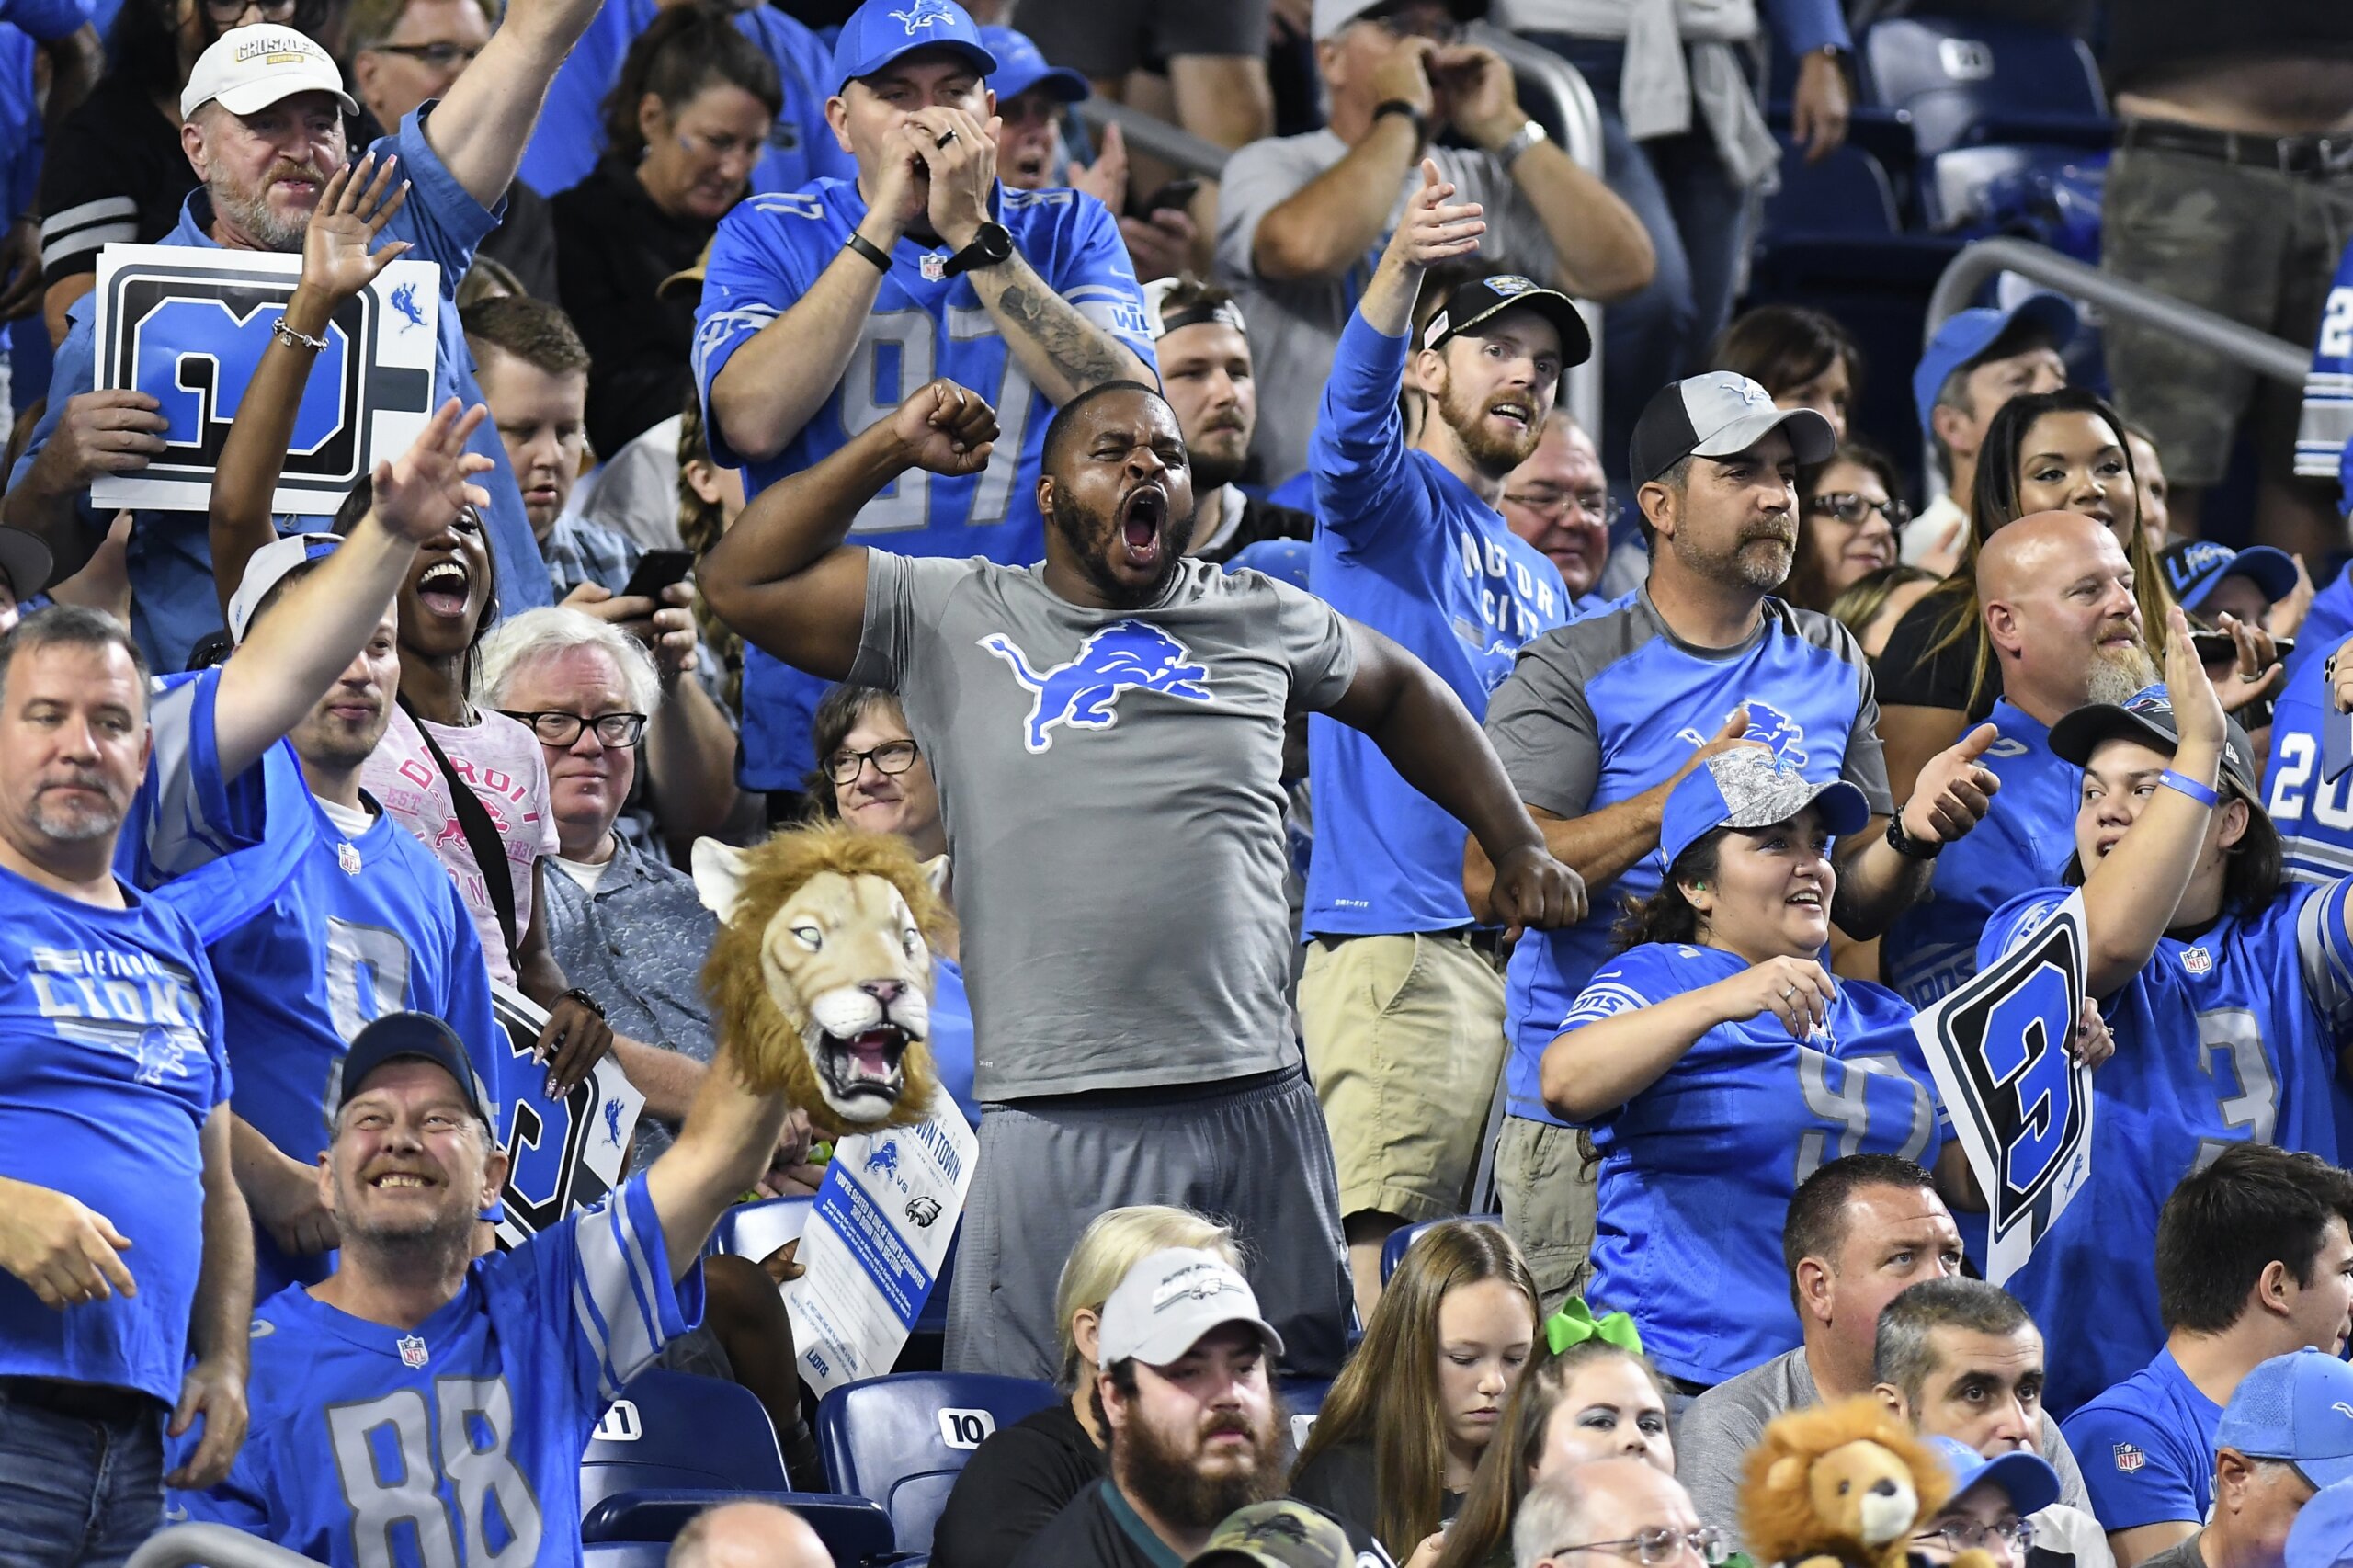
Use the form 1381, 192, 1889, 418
1097, 1247, 1284, 1370
183, 24, 359, 119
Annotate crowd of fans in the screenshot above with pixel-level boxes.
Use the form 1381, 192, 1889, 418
1, 0, 2352, 1562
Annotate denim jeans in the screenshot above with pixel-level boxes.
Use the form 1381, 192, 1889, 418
1525, 33, 1756, 482
0, 1389, 165, 1568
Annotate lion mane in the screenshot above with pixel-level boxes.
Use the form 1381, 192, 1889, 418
701, 823, 956, 1138
1740, 1400, 1954, 1568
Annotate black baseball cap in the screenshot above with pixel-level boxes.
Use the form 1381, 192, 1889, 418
0, 527, 52, 601
1629, 370, 1836, 483
338, 1011, 493, 1128
1422, 274, 1592, 369
2048, 684, 2261, 802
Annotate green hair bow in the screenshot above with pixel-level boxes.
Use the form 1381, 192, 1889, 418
1545, 1298, 1643, 1356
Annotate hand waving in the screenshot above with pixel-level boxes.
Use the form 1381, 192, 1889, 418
370, 398, 494, 544
1383, 159, 1485, 272
300, 152, 412, 307
1900, 722, 2002, 846
2161, 604, 2228, 753
890, 380, 997, 476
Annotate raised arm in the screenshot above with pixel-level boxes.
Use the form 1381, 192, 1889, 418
644, 1040, 792, 1280
419, 0, 607, 208
1829, 724, 2001, 938
699, 379, 997, 681
1249, 43, 1430, 281
1322, 618, 1585, 931
164, 1105, 252, 1492
1358, 157, 1483, 337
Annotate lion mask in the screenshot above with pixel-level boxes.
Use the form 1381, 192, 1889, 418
1741, 1400, 1988, 1568
695, 824, 953, 1137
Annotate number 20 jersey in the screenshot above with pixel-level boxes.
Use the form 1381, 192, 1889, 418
1978, 882, 2353, 1417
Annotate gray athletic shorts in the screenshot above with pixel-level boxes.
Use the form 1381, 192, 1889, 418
1011, 0, 1271, 78
945, 1065, 1352, 1380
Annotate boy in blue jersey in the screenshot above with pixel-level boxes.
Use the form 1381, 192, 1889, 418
1471, 369, 2002, 1308
172, 1006, 809, 1562
2064, 1145, 2353, 1568
1300, 161, 1590, 1312
1883, 511, 2159, 1007
692, 0, 1156, 793
1979, 617, 2353, 1421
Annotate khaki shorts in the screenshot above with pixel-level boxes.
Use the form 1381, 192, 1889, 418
2101, 137, 2353, 486
1299, 931, 1507, 1225
1496, 1114, 1598, 1314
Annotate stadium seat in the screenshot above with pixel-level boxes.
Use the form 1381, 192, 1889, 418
1920, 145, 2109, 259
1282, 1376, 1333, 1449
1380, 1215, 1504, 1284
1861, 16, 2109, 158
580, 1488, 896, 1561
579, 1369, 790, 1525
817, 1370, 1061, 1553
705, 1194, 812, 1261
1763, 141, 1902, 240
582, 1546, 668, 1567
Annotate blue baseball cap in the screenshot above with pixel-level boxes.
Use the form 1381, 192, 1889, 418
2287, 1479, 2353, 1568
1925, 1436, 2062, 1518
831, 0, 997, 96
1224, 538, 1312, 591
2216, 1350, 2353, 1489
2157, 538, 2301, 615
1913, 293, 2078, 443
1659, 744, 1869, 869
980, 26, 1087, 104
337, 1011, 494, 1130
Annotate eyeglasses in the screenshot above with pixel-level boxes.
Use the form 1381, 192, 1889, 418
1364, 6, 1463, 44
826, 739, 921, 785
1549, 1528, 1727, 1566
1807, 492, 1913, 528
368, 40, 482, 68
1503, 489, 1621, 528
1914, 1518, 2034, 1555
501, 710, 650, 748
204, 0, 297, 20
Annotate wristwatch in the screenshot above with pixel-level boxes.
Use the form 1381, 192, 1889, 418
941, 221, 1013, 278
1886, 812, 1941, 862
1372, 98, 1429, 144
1497, 119, 1548, 165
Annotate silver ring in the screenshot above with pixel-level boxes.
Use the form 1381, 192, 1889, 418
936, 129, 959, 148
1781, 983, 1796, 1000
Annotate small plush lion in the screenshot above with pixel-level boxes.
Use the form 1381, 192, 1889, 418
1740, 1400, 1995, 1568
695, 824, 954, 1138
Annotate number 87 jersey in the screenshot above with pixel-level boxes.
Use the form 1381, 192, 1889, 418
691, 179, 1159, 563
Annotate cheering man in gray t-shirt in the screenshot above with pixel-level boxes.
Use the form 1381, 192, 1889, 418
701, 375, 1583, 1379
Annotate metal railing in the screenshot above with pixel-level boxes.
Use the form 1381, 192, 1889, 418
128, 1524, 324, 1568
1072, 98, 1233, 179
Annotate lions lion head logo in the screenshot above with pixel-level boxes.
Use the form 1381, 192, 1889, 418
695, 824, 952, 1137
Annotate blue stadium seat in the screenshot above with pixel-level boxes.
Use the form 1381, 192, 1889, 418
1380, 1216, 1504, 1284
1861, 16, 2109, 158
581, 1489, 896, 1561
579, 1369, 789, 1524
817, 1371, 1060, 1553
704, 1194, 812, 1261
1763, 141, 1901, 240
1920, 145, 2109, 261
582, 1546, 668, 1567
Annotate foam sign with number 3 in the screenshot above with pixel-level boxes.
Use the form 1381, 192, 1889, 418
1913, 890, 2097, 1285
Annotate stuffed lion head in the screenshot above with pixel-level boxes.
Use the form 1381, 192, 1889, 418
695, 824, 953, 1137
1741, 1400, 1955, 1568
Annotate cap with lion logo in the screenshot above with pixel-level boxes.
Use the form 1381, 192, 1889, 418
1097, 1248, 1284, 1370
183, 24, 359, 119
2215, 1349, 2353, 1490
1189, 1501, 1355, 1568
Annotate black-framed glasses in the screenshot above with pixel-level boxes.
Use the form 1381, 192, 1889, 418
1363, 3, 1463, 44
205, 0, 297, 19
1549, 1528, 1727, 1566
1807, 492, 1913, 528
1504, 488, 1622, 528
1914, 1518, 2033, 1555
825, 740, 920, 785
368, 40, 483, 68
502, 710, 649, 747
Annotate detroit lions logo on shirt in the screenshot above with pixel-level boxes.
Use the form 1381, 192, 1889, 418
29, 946, 209, 1085
889, 0, 955, 30
979, 620, 1212, 753
1677, 699, 1810, 767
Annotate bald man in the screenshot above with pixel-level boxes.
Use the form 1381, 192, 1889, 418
1883, 512, 2164, 1008
669, 1501, 834, 1568
1514, 1459, 1710, 1568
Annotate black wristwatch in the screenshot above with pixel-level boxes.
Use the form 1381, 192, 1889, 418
941, 221, 1014, 278
1373, 97, 1429, 143
1886, 812, 1941, 862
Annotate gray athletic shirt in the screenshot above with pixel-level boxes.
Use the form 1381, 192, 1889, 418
848, 551, 1358, 1099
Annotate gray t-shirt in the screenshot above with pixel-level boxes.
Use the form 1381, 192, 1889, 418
1213, 131, 1558, 486
1676, 1347, 2096, 1551
2135, 1534, 2206, 1568
848, 552, 1359, 1099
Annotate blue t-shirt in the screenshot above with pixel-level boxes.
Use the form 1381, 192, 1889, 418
174, 1173, 699, 1564
1483, 592, 1894, 1127
1563, 941, 1942, 1387
11, 106, 551, 675
1978, 883, 2353, 1416
2268, 562, 2353, 885
1302, 312, 1571, 936
2062, 1347, 2221, 1530
0, 865, 229, 1406
932, 954, 981, 1129
693, 177, 1155, 786
1884, 699, 2080, 1008
516, 0, 850, 200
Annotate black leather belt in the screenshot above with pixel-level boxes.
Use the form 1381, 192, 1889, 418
0, 1376, 158, 1425
2119, 117, 2353, 176
1436, 926, 1509, 956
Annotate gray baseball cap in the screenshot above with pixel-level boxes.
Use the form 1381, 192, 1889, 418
1097, 1248, 1284, 1369
1630, 370, 1836, 483
1310, 0, 1488, 42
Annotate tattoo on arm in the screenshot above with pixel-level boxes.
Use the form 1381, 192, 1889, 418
983, 259, 1135, 392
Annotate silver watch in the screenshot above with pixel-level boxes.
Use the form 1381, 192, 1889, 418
1498, 119, 1548, 165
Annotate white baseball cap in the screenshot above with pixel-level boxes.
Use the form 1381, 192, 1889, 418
182, 25, 359, 120
228, 532, 344, 642
1097, 1248, 1284, 1370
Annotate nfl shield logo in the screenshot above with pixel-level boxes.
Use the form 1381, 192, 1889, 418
397, 1335, 429, 1369
2113, 1443, 2145, 1473
2183, 947, 2211, 975
337, 841, 363, 877
920, 253, 948, 282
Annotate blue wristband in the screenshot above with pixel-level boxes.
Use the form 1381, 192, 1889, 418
2160, 770, 2220, 808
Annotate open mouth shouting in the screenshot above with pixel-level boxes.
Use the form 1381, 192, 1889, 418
1116, 483, 1171, 572
415, 558, 472, 621
1486, 396, 1533, 434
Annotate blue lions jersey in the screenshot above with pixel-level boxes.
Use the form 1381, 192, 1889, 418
2063, 1347, 2222, 1532
2297, 234, 2353, 495
1483, 595, 1894, 1127
1884, 699, 2080, 1007
2268, 562, 2353, 885
174, 1174, 699, 1565
1563, 943, 1942, 1388
1303, 311, 1570, 936
694, 177, 1156, 787
1977, 883, 2353, 1416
